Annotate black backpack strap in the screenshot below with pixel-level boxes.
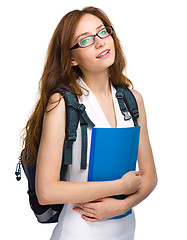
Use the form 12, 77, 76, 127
78, 104, 95, 169
55, 89, 79, 167
56, 88, 95, 172
116, 87, 139, 126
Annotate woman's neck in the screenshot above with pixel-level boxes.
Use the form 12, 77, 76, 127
82, 71, 111, 98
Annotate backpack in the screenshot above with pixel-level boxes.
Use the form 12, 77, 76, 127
15, 85, 139, 223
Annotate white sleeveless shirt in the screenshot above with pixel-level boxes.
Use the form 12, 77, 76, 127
50, 78, 136, 240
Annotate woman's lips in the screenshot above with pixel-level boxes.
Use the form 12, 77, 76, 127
96, 49, 110, 59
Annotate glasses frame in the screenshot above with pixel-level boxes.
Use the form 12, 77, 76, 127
70, 26, 114, 50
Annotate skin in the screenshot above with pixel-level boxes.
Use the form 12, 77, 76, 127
36, 13, 157, 223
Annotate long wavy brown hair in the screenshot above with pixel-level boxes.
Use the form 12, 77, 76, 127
20, 6, 133, 165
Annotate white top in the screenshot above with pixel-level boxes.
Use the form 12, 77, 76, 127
50, 78, 135, 240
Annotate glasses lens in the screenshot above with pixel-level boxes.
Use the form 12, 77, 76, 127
98, 27, 113, 38
80, 36, 94, 47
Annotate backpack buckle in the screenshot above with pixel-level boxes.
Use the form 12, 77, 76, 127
116, 92, 123, 99
67, 131, 77, 141
78, 104, 86, 113
122, 111, 132, 121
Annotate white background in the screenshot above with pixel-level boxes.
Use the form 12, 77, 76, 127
1, 0, 187, 239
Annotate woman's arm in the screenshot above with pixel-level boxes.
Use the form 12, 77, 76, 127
121, 89, 157, 210
73, 89, 157, 222
35, 93, 141, 205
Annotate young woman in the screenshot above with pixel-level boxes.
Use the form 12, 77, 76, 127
21, 6, 157, 240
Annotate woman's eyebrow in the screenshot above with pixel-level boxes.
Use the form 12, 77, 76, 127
75, 24, 105, 42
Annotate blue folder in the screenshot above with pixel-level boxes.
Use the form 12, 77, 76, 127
88, 126, 140, 219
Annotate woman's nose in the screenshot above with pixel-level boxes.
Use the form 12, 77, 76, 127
94, 36, 105, 48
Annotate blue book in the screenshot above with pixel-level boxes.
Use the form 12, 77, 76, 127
88, 126, 140, 219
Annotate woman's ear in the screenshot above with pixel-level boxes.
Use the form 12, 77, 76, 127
71, 58, 78, 67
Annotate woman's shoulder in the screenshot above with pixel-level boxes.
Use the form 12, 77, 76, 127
42, 92, 66, 138
46, 92, 65, 113
129, 89, 144, 112
130, 89, 147, 125
130, 89, 143, 105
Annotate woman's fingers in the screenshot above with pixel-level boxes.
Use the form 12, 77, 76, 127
77, 202, 97, 210
72, 205, 96, 218
81, 215, 98, 222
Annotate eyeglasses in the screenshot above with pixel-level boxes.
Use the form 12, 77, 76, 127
70, 26, 114, 50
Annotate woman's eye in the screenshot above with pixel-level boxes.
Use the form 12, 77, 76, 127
100, 29, 107, 35
80, 37, 91, 46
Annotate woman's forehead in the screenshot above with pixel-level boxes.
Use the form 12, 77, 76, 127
74, 14, 104, 37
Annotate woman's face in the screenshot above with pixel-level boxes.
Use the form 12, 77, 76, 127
70, 14, 115, 76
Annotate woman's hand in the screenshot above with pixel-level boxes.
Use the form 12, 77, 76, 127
73, 197, 127, 222
120, 171, 142, 195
